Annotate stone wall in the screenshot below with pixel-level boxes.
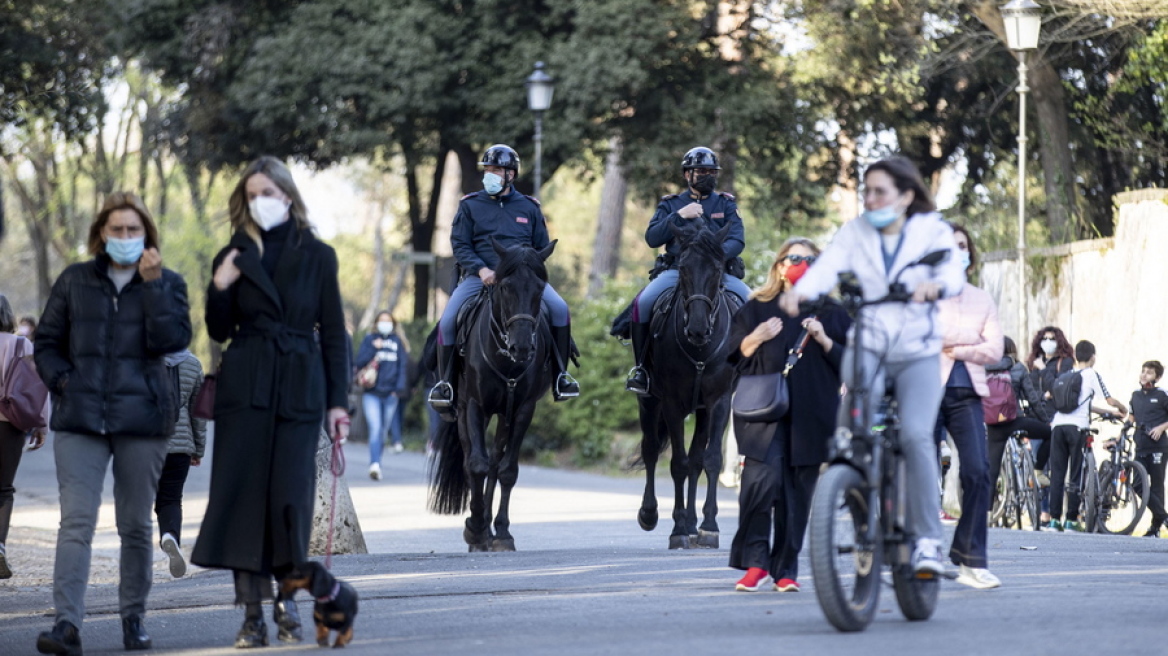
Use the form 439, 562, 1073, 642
981, 189, 1168, 394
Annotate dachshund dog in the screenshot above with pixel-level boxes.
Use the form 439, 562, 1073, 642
280, 562, 359, 648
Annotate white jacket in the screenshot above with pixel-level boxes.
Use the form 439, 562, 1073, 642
793, 211, 966, 363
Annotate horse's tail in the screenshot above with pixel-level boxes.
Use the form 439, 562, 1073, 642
427, 419, 469, 515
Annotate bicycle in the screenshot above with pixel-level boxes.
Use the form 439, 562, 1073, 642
806, 249, 949, 633
989, 430, 1040, 531
1094, 415, 1149, 535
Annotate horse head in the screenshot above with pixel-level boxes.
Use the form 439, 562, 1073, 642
670, 221, 731, 347
490, 237, 554, 363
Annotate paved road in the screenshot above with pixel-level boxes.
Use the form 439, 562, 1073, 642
1, 431, 1165, 655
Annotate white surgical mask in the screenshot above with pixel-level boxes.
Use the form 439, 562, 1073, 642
483, 172, 505, 196
377, 321, 394, 335
249, 196, 291, 231
958, 250, 971, 269
1040, 339, 1057, 355
16, 326, 29, 337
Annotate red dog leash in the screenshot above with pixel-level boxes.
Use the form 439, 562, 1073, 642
326, 418, 349, 569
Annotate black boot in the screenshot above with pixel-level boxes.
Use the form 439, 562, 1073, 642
427, 343, 457, 422
234, 618, 268, 649
550, 325, 580, 402
36, 620, 82, 656
122, 615, 152, 650
625, 322, 651, 395
273, 593, 303, 643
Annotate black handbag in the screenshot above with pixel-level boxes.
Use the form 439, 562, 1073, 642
731, 325, 812, 423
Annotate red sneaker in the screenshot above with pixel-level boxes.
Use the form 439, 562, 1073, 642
940, 510, 958, 526
735, 567, 771, 592
775, 578, 800, 592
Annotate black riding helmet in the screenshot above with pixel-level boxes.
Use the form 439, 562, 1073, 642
681, 146, 720, 171
479, 144, 521, 173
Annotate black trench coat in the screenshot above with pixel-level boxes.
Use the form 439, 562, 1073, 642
191, 226, 349, 574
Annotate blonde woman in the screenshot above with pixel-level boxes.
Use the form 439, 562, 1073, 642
191, 156, 350, 648
726, 238, 850, 592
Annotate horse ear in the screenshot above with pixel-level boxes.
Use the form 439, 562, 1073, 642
491, 236, 509, 260
670, 222, 685, 240
537, 239, 557, 262
714, 222, 732, 243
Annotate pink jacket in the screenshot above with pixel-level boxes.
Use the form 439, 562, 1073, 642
936, 283, 1004, 397
0, 333, 51, 429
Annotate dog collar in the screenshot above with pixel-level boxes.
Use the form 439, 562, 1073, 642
316, 581, 341, 604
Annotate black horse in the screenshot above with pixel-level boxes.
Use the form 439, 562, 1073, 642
427, 238, 557, 552
636, 221, 739, 549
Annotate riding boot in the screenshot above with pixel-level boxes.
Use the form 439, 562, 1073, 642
427, 343, 458, 422
625, 322, 651, 395
550, 325, 580, 402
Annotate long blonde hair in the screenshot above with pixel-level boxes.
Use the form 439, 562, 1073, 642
227, 156, 312, 251
751, 237, 821, 303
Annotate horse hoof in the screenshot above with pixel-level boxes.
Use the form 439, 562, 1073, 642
468, 543, 489, 553
638, 508, 659, 532
696, 530, 719, 549
490, 538, 516, 552
668, 534, 690, 550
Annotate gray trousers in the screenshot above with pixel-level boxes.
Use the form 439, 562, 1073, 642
53, 431, 167, 626
840, 350, 944, 543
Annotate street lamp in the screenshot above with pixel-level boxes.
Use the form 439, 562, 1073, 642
526, 61, 555, 200
1001, 0, 1041, 342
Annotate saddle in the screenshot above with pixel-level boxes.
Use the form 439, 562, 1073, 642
455, 288, 577, 365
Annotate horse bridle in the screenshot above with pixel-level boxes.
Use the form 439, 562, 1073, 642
680, 289, 723, 343
499, 313, 539, 357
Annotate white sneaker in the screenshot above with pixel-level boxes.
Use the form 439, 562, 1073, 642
911, 538, 945, 576
393, 443, 404, 454
369, 462, 382, 481
161, 533, 186, 578
955, 565, 1001, 589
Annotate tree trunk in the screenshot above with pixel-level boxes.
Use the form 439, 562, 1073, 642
588, 136, 628, 299
833, 128, 859, 220
357, 202, 386, 332
309, 428, 367, 556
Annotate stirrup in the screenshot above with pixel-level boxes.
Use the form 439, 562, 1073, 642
554, 372, 580, 401
625, 366, 649, 395
428, 381, 454, 409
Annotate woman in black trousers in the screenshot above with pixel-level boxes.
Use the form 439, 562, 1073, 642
727, 238, 849, 592
191, 157, 351, 648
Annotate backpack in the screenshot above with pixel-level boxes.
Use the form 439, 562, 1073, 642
982, 370, 1019, 425
0, 339, 49, 432
1051, 369, 1085, 414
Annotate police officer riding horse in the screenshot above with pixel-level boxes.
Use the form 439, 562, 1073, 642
624, 146, 751, 394
428, 144, 579, 415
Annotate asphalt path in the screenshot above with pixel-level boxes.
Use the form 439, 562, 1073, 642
1, 429, 1165, 655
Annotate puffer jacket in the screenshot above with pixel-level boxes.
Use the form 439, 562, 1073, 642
986, 355, 1051, 423
34, 255, 192, 437
166, 353, 206, 457
936, 283, 1003, 397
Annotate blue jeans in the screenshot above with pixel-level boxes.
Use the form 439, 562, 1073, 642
633, 269, 751, 323
363, 393, 401, 465
934, 387, 990, 568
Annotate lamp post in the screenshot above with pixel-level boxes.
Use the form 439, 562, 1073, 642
1001, 0, 1042, 342
526, 61, 555, 200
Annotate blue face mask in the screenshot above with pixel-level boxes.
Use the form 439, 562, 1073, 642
483, 172, 505, 196
861, 206, 901, 229
106, 236, 145, 266
958, 250, 971, 269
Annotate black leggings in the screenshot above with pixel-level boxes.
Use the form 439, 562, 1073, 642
987, 417, 1052, 493
1136, 452, 1168, 527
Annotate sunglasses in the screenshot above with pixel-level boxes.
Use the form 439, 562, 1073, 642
783, 254, 817, 265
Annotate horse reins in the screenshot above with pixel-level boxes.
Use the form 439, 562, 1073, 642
675, 287, 731, 411
482, 297, 540, 422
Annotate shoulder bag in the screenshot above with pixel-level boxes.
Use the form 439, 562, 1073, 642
0, 339, 49, 432
732, 325, 811, 423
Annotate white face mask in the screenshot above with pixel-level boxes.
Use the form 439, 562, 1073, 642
1040, 339, 1057, 355
249, 196, 291, 231
16, 326, 29, 337
376, 321, 394, 335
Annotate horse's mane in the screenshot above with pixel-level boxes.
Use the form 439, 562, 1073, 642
495, 245, 549, 282
678, 223, 724, 264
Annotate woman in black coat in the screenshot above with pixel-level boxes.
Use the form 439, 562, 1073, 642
190, 157, 350, 648
727, 238, 850, 593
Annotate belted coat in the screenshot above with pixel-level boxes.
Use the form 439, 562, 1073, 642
191, 226, 349, 574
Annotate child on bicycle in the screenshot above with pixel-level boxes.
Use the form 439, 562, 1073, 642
1047, 340, 1128, 531
781, 156, 965, 575
1129, 360, 1168, 537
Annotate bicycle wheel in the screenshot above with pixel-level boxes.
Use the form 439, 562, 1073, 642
892, 562, 939, 622
1079, 453, 1100, 532
1098, 460, 1150, 535
1017, 450, 1040, 531
809, 465, 882, 632
989, 456, 1010, 528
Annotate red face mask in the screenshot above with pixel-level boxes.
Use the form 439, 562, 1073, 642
784, 262, 810, 285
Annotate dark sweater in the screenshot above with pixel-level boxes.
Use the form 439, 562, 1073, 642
727, 297, 850, 465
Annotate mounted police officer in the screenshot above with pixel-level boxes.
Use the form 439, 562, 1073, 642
625, 146, 750, 395
428, 144, 579, 413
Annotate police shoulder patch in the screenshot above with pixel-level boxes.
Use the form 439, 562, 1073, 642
660, 193, 680, 201
523, 194, 541, 206
719, 191, 736, 201
461, 192, 477, 200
